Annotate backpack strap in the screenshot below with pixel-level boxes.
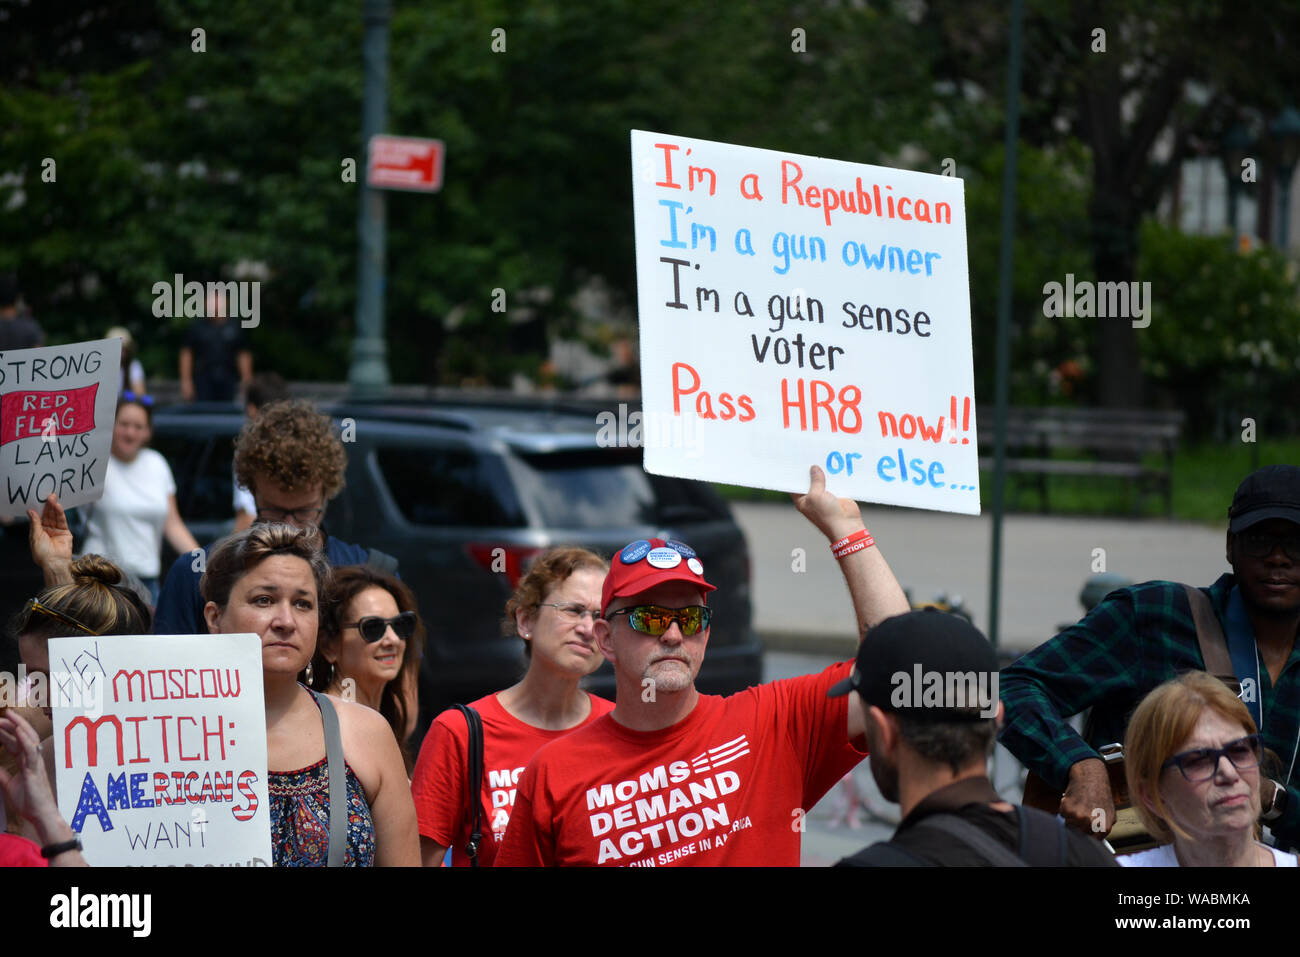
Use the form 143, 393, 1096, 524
909, 813, 1028, 867
1184, 584, 1232, 677
364, 548, 399, 576
308, 688, 348, 867
1016, 804, 1067, 866
448, 704, 485, 867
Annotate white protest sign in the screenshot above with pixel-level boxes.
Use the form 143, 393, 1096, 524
0, 337, 121, 518
631, 131, 979, 514
49, 633, 271, 867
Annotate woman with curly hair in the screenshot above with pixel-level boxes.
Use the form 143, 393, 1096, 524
202, 523, 418, 866
154, 399, 392, 636
410, 547, 611, 866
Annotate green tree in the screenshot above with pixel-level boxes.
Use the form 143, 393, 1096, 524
922, 0, 1300, 408
1, 1, 944, 385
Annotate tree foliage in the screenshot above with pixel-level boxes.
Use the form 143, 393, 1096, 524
1, 0, 1297, 410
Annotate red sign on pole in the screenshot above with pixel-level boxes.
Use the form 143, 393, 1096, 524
367, 135, 445, 192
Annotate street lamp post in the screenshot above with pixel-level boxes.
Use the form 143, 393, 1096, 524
1269, 107, 1300, 252
349, 0, 392, 399
1220, 123, 1252, 241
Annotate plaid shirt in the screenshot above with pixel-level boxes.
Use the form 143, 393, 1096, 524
999, 573, 1300, 849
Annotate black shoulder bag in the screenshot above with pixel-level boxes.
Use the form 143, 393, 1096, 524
447, 704, 485, 867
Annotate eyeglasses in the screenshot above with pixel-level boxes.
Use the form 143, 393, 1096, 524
1162, 734, 1261, 782
343, 611, 418, 643
538, 602, 601, 622
606, 605, 711, 637
21, 598, 101, 636
1237, 531, 1300, 562
256, 505, 325, 525
121, 390, 155, 407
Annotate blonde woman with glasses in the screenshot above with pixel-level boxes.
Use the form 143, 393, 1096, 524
1121, 671, 1296, 867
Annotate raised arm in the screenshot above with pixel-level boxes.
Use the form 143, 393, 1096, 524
790, 465, 910, 741
26, 493, 74, 586
790, 465, 910, 639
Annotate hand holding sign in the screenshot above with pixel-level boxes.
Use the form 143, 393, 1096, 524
631, 131, 979, 514
790, 464, 866, 543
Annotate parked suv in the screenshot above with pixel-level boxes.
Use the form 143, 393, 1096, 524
148, 396, 761, 745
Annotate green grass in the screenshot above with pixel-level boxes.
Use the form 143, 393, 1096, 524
714, 439, 1300, 523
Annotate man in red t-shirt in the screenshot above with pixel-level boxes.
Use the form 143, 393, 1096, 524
496, 466, 911, 866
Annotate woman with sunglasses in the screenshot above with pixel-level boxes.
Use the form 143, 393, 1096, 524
201, 524, 419, 866
310, 566, 422, 771
411, 547, 612, 866
81, 394, 199, 604
1120, 671, 1296, 866
2, 554, 151, 842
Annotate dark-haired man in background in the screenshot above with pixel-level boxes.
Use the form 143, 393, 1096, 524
834, 609, 1115, 866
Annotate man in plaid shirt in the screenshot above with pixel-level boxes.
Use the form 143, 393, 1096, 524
1000, 465, 1300, 850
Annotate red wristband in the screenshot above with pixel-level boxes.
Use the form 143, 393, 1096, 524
830, 529, 870, 553
833, 535, 875, 558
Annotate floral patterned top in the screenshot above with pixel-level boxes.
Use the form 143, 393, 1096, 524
268, 757, 377, 867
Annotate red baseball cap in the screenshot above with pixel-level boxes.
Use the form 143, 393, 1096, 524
601, 538, 716, 616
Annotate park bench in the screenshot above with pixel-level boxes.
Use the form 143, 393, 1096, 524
977, 406, 1185, 515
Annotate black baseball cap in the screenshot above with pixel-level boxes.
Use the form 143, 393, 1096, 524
1229, 465, 1300, 533
828, 608, 999, 721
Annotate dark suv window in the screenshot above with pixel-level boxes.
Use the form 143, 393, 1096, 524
376, 446, 525, 527
152, 434, 236, 523
512, 449, 731, 527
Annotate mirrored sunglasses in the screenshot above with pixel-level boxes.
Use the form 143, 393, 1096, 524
607, 605, 711, 637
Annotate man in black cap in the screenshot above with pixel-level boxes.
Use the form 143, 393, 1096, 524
1001, 465, 1300, 850
834, 609, 1116, 866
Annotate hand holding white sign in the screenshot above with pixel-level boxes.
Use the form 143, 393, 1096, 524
630, 131, 979, 514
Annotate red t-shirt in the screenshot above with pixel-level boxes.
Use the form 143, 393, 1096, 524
410, 691, 614, 867
496, 661, 865, 866
0, 833, 48, 867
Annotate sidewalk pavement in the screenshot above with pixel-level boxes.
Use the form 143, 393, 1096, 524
733, 501, 1228, 656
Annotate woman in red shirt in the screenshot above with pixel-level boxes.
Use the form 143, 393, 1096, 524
411, 547, 612, 866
